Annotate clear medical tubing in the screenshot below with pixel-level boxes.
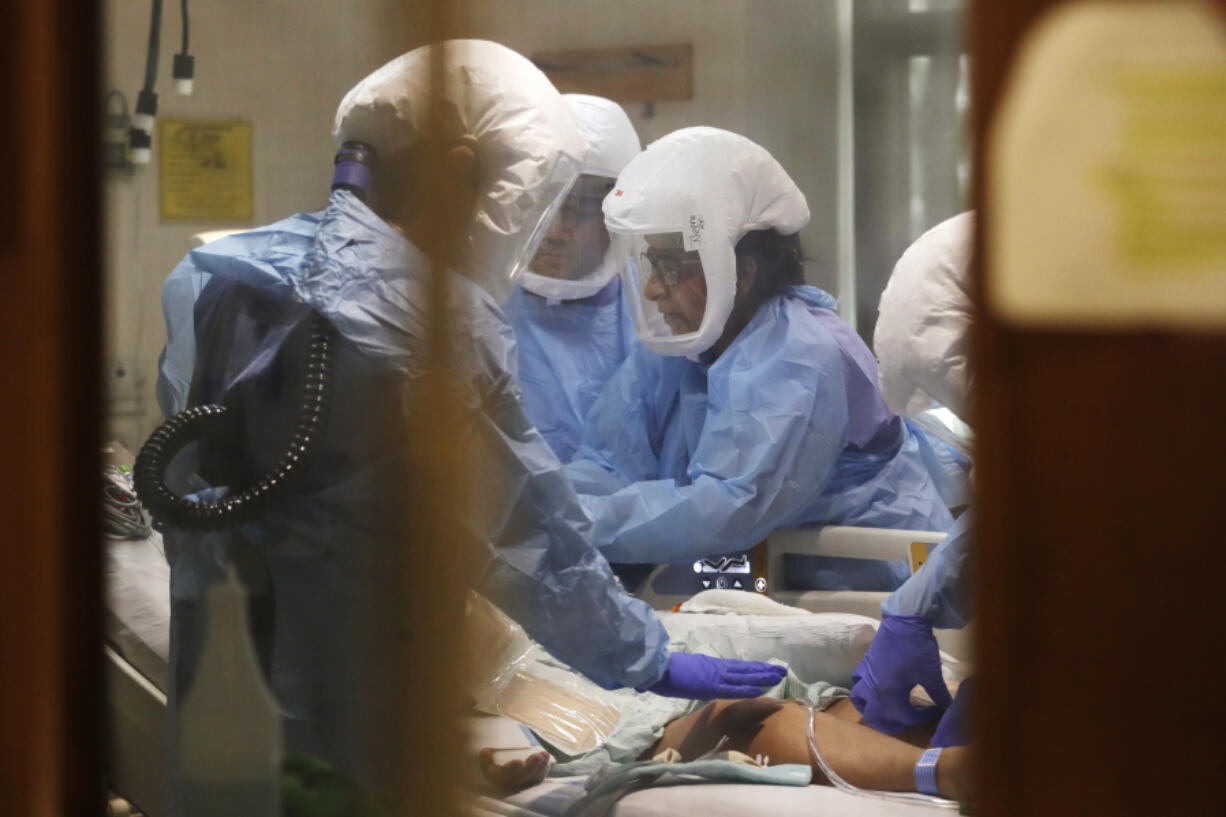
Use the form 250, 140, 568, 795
803, 700, 958, 809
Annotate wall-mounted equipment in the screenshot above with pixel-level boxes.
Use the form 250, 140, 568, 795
102, 91, 133, 172
116, 0, 195, 170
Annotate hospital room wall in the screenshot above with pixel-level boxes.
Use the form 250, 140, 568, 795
103, 0, 842, 449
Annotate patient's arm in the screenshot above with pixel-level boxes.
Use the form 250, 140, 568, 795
480, 697, 972, 799
647, 698, 973, 802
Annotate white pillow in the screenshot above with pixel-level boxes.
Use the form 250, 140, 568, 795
657, 610, 879, 689
678, 588, 815, 616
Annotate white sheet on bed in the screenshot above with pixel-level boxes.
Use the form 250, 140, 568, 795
499, 778, 949, 817
468, 714, 950, 817
104, 532, 172, 690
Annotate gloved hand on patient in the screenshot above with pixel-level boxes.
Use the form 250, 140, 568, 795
642, 652, 787, 700
849, 614, 952, 733
930, 675, 974, 747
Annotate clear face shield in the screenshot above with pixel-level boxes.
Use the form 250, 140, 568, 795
502, 157, 581, 285
462, 151, 581, 304
517, 173, 621, 302
620, 230, 735, 357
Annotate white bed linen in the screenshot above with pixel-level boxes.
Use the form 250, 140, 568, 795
104, 532, 172, 690
467, 714, 951, 817
498, 777, 948, 817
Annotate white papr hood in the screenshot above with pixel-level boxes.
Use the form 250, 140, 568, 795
333, 40, 586, 304
604, 126, 809, 357
874, 211, 975, 432
518, 94, 642, 303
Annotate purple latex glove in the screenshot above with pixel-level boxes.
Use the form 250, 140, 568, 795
849, 614, 953, 733
644, 653, 787, 700
931, 676, 975, 747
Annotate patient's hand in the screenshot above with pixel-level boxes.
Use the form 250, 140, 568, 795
478, 747, 551, 792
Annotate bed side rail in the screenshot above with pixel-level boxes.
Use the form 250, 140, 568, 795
104, 644, 166, 817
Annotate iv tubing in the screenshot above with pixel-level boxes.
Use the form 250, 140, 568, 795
803, 699, 958, 809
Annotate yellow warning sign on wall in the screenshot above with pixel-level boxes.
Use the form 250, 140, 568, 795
158, 119, 253, 221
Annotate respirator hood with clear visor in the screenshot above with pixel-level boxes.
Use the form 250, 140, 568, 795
518, 94, 643, 303
332, 39, 586, 304
874, 211, 975, 454
604, 126, 810, 357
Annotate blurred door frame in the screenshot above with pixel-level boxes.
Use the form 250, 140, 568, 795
0, 0, 104, 814
972, 1, 1226, 815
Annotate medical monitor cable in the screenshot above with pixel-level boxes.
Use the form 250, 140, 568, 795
127, 0, 163, 165
133, 0, 161, 131
802, 699, 958, 809
133, 314, 336, 532
172, 0, 194, 95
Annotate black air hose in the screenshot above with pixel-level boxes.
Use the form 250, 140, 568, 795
134, 314, 335, 531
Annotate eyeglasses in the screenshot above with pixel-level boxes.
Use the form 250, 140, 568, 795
641, 250, 703, 288
556, 194, 605, 223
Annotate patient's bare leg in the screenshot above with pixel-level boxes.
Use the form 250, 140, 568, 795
648, 698, 972, 802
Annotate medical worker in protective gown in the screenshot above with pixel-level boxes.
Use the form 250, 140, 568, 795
566, 127, 956, 591
850, 212, 975, 747
153, 43, 783, 814
503, 95, 641, 463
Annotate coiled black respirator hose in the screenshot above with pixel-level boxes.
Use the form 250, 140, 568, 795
133, 314, 335, 531
133, 143, 373, 532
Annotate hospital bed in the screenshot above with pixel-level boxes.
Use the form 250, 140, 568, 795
635, 527, 970, 663
104, 530, 171, 817
102, 524, 963, 816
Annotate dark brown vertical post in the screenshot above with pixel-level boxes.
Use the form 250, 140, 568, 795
0, 0, 103, 815
972, 2, 1226, 815
399, 4, 467, 816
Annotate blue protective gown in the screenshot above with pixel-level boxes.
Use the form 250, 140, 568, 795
156, 191, 669, 811
566, 286, 954, 591
503, 279, 637, 463
882, 510, 973, 629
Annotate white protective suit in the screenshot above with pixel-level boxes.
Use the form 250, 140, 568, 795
874, 211, 975, 452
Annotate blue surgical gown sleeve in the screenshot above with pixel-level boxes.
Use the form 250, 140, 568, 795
567, 304, 854, 564
907, 418, 973, 510
882, 510, 973, 629
461, 342, 671, 690
565, 348, 681, 495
